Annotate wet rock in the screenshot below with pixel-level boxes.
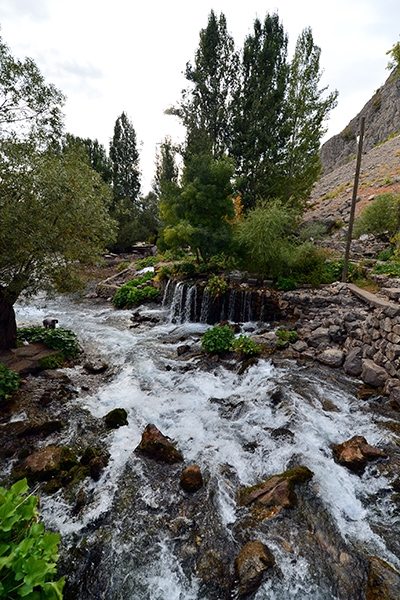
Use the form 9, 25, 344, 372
389, 385, 400, 411
361, 359, 389, 388
332, 435, 388, 474
343, 347, 363, 376
89, 456, 108, 481
83, 360, 108, 374
180, 464, 203, 492
104, 408, 128, 429
237, 357, 258, 375
177, 344, 191, 356
135, 423, 183, 463
237, 466, 313, 518
366, 556, 400, 600
317, 348, 345, 367
14, 445, 79, 482
235, 540, 275, 598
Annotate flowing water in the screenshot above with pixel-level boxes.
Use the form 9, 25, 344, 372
14, 289, 400, 599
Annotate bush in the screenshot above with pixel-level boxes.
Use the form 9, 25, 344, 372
323, 259, 363, 283
353, 193, 400, 237
205, 275, 228, 298
112, 285, 159, 309
231, 335, 261, 356
376, 248, 394, 261
276, 276, 297, 291
38, 354, 64, 370
171, 261, 196, 277
372, 261, 400, 277
289, 242, 330, 286
135, 255, 159, 269
201, 325, 235, 353
276, 329, 298, 344
0, 478, 65, 599
0, 363, 20, 400
17, 327, 80, 359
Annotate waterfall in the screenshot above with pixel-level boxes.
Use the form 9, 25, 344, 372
184, 284, 197, 323
200, 288, 211, 323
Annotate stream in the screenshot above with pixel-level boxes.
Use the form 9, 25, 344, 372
14, 290, 400, 599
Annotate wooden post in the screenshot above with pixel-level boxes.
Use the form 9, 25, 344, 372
342, 116, 365, 282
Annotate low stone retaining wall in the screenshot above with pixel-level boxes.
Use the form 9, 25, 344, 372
275, 282, 400, 396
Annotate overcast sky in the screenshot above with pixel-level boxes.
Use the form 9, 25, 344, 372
0, 0, 398, 193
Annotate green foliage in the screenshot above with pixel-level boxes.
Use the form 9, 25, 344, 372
323, 259, 363, 283
171, 262, 196, 277
116, 261, 131, 273
205, 275, 228, 298
386, 40, 400, 77
289, 242, 330, 286
376, 248, 394, 261
201, 325, 235, 353
154, 266, 172, 281
17, 328, 80, 359
0, 363, 20, 400
237, 200, 299, 278
353, 193, 400, 237
231, 335, 261, 356
372, 261, 400, 277
341, 126, 356, 141
38, 354, 64, 370
112, 274, 159, 308
276, 276, 297, 291
0, 478, 65, 599
276, 329, 298, 344
135, 256, 158, 269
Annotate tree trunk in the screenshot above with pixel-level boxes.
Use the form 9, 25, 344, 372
0, 295, 17, 352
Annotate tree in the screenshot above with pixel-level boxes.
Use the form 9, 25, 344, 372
173, 11, 238, 161
0, 140, 116, 350
65, 134, 112, 184
278, 28, 338, 204
109, 112, 141, 250
387, 39, 400, 77
230, 13, 289, 209
0, 33, 64, 140
153, 136, 179, 198
159, 154, 235, 262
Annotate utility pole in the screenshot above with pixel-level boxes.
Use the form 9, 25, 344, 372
342, 116, 365, 282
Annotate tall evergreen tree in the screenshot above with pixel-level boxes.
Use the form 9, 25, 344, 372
64, 134, 112, 183
231, 13, 289, 210
279, 28, 338, 204
176, 11, 238, 161
153, 136, 179, 198
109, 112, 141, 250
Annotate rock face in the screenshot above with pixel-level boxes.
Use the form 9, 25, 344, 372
367, 556, 400, 600
180, 464, 203, 492
235, 541, 275, 598
135, 423, 183, 464
320, 70, 400, 174
332, 436, 387, 474
361, 360, 389, 388
343, 347, 363, 376
237, 466, 313, 518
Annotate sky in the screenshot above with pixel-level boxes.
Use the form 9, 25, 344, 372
0, 0, 398, 194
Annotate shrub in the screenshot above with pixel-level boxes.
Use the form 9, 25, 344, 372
323, 259, 363, 283
201, 325, 235, 353
205, 275, 228, 298
276, 329, 298, 344
171, 261, 196, 277
289, 243, 330, 286
276, 276, 297, 291
112, 285, 159, 309
353, 193, 400, 237
372, 261, 400, 277
135, 255, 159, 269
38, 353, 64, 370
231, 335, 261, 356
116, 261, 130, 273
17, 327, 80, 359
0, 363, 20, 400
0, 478, 65, 599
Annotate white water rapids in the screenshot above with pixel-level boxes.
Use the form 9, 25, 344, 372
14, 293, 400, 599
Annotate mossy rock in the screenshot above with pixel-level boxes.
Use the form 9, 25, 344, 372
104, 408, 128, 429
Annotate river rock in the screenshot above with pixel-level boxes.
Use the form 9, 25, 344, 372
14, 445, 79, 482
135, 423, 183, 463
235, 540, 275, 598
317, 348, 345, 367
361, 359, 389, 388
366, 556, 400, 599
308, 327, 330, 348
389, 385, 400, 411
237, 466, 313, 518
180, 464, 203, 492
332, 435, 388, 474
104, 408, 128, 428
343, 347, 363, 376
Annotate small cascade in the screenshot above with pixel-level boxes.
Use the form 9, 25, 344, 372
168, 281, 185, 323
227, 290, 237, 322
200, 289, 211, 323
184, 284, 197, 322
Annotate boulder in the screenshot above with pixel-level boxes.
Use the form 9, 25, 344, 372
180, 464, 203, 492
235, 541, 275, 598
308, 327, 330, 348
389, 385, 400, 411
104, 408, 128, 429
135, 423, 183, 464
237, 466, 313, 518
14, 445, 79, 482
332, 435, 387, 474
317, 348, 345, 367
343, 347, 363, 376
366, 556, 400, 600
361, 359, 389, 388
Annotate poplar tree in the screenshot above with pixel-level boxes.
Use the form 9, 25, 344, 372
230, 13, 289, 210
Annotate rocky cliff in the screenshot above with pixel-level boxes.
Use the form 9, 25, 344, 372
320, 69, 400, 174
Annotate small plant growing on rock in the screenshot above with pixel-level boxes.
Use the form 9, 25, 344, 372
231, 335, 261, 356
0, 363, 20, 400
201, 325, 235, 353
276, 276, 297, 291
17, 327, 80, 360
112, 273, 159, 308
205, 275, 228, 298
0, 478, 65, 599
276, 329, 298, 347
38, 353, 64, 370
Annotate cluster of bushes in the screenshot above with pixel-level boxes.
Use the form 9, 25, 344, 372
201, 325, 261, 356
112, 272, 159, 309
0, 363, 20, 400
17, 327, 80, 360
